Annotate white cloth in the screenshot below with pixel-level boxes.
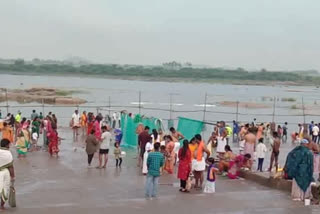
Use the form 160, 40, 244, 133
174, 142, 180, 162
313, 126, 319, 136
32, 132, 38, 141
192, 157, 206, 171
72, 113, 80, 127
145, 142, 153, 152
0, 169, 10, 201
100, 131, 112, 149
216, 137, 227, 153
142, 151, 149, 174
291, 178, 312, 201
151, 134, 160, 144
160, 141, 166, 146
239, 140, 245, 152
0, 149, 13, 202
256, 143, 267, 158
203, 181, 215, 193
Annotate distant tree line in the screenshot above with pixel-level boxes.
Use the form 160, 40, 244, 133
0, 61, 318, 85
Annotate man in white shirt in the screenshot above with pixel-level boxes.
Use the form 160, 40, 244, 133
98, 126, 112, 168
72, 110, 80, 139
312, 124, 319, 142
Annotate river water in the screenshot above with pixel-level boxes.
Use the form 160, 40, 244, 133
1, 73, 320, 133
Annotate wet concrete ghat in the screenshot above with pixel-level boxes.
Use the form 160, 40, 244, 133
5, 128, 320, 213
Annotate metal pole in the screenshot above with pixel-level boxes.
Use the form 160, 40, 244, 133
42, 98, 45, 116
202, 93, 207, 122
236, 101, 239, 122
138, 91, 141, 115
272, 96, 276, 123
169, 93, 173, 120
108, 96, 111, 117
5, 88, 9, 114
302, 97, 306, 124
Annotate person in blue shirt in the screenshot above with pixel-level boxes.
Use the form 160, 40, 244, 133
233, 120, 239, 143
145, 143, 164, 199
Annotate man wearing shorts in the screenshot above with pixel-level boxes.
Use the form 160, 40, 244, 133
269, 132, 281, 172
98, 126, 112, 168
138, 126, 151, 167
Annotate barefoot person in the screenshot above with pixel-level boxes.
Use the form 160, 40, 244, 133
269, 132, 281, 172
72, 110, 81, 140
81, 111, 87, 136
193, 134, 210, 190
138, 126, 151, 167
145, 143, 164, 199
0, 139, 15, 210
98, 126, 112, 169
85, 129, 99, 168
170, 127, 184, 163
244, 128, 256, 160
284, 139, 313, 201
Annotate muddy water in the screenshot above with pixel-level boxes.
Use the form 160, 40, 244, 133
1, 73, 320, 132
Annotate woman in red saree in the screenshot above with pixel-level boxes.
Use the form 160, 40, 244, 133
177, 139, 191, 192
165, 136, 175, 174
48, 123, 60, 156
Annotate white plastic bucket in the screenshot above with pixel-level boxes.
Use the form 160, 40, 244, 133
304, 199, 311, 206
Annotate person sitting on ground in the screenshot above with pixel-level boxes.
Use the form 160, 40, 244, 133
218, 145, 235, 174
227, 154, 252, 179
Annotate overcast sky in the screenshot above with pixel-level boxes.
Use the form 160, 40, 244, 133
0, 0, 319, 70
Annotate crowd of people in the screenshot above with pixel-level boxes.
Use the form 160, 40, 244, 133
1, 109, 320, 207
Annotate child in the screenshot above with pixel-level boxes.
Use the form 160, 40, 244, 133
256, 138, 267, 172
114, 142, 122, 167
204, 157, 218, 193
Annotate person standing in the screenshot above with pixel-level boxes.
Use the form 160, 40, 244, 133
312, 124, 319, 143
256, 138, 267, 172
138, 126, 151, 167
269, 132, 281, 172
232, 120, 239, 143
98, 126, 112, 169
112, 112, 117, 129
71, 110, 80, 139
0, 139, 15, 210
164, 136, 175, 174
81, 111, 87, 136
1, 122, 13, 144
244, 128, 256, 160
177, 140, 191, 192
193, 134, 210, 190
15, 111, 22, 123
284, 139, 313, 201
30, 110, 38, 120
282, 122, 288, 143
85, 129, 99, 168
145, 143, 164, 199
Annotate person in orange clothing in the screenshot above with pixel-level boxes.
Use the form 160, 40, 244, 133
1, 122, 13, 144
81, 111, 88, 136
193, 134, 210, 190
164, 136, 175, 174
